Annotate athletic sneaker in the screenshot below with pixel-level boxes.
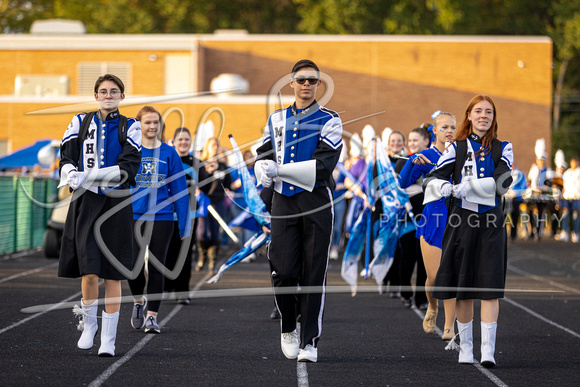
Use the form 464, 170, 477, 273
270, 307, 280, 320
144, 315, 161, 334
281, 329, 299, 359
131, 297, 147, 329
297, 345, 318, 362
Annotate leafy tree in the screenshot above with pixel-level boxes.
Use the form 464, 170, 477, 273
0, 0, 53, 33
52, 0, 299, 34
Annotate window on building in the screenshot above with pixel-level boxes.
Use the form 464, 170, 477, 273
77, 62, 132, 95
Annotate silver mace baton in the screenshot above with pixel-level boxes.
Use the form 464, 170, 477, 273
207, 204, 240, 243
394, 154, 437, 166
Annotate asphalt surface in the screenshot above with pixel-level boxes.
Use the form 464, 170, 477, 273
1, 238, 579, 387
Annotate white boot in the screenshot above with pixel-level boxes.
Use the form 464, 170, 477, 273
457, 320, 474, 364
77, 299, 98, 350
481, 321, 497, 368
98, 311, 119, 357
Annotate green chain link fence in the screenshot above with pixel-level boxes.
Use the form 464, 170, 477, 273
0, 175, 56, 255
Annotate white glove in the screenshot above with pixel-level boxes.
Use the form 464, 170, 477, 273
453, 183, 467, 199
440, 182, 453, 197
67, 171, 86, 190
260, 174, 273, 188
261, 160, 278, 178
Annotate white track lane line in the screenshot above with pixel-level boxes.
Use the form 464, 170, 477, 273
0, 290, 82, 335
0, 262, 59, 284
295, 323, 310, 387
502, 297, 580, 339
88, 272, 213, 386
0, 249, 41, 261
1, 277, 105, 336
412, 308, 509, 387
297, 362, 309, 387
507, 263, 580, 295
89, 304, 184, 387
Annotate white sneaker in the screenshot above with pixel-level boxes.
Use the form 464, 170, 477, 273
281, 330, 299, 359
572, 233, 578, 243
555, 231, 569, 242
297, 345, 318, 362
329, 247, 339, 260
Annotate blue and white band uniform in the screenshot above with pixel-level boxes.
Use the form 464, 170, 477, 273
433, 138, 513, 212
60, 111, 142, 195
260, 102, 343, 196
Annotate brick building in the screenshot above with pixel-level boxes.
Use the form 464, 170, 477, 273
0, 31, 552, 169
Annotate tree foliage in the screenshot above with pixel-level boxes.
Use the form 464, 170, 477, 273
0, 0, 53, 33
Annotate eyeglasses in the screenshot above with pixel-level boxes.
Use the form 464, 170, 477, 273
294, 77, 319, 85
98, 89, 121, 97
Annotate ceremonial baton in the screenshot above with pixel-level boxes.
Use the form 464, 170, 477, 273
207, 204, 239, 243
393, 154, 437, 166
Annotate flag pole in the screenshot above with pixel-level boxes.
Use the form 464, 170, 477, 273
364, 138, 377, 279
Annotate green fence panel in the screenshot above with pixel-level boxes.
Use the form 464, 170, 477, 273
0, 176, 56, 255
31, 178, 51, 247
16, 177, 34, 251
0, 176, 16, 255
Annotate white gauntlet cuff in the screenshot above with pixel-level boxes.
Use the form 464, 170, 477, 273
87, 166, 122, 186
277, 160, 316, 192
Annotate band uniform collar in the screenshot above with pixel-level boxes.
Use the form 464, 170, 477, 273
291, 100, 318, 117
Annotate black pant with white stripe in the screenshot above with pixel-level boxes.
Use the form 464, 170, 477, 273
269, 187, 333, 349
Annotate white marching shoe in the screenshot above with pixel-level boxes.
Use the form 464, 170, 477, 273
457, 320, 474, 364
98, 311, 119, 357
297, 345, 318, 362
77, 299, 98, 350
481, 321, 497, 368
281, 329, 300, 359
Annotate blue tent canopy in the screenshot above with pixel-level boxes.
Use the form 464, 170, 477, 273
0, 140, 55, 170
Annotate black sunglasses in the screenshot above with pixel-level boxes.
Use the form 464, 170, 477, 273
294, 77, 319, 85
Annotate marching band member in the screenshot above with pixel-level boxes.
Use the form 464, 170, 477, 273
424, 95, 513, 368
256, 59, 343, 363
399, 112, 457, 340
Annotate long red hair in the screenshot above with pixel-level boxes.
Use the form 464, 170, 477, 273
454, 94, 498, 157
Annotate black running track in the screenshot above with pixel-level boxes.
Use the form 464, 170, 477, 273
1, 238, 579, 387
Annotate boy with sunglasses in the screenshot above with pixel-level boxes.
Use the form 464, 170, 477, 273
256, 59, 343, 362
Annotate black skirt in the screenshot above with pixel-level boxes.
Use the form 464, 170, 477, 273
58, 190, 134, 280
432, 205, 507, 300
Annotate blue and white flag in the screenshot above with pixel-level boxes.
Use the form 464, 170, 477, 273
229, 135, 270, 228
228, 209, 261, 232
341, 206, 370, 296
367, 139, 413, 290
369, 216, 397, 292
205, 135, 272, 283
207, 231, 270, 284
